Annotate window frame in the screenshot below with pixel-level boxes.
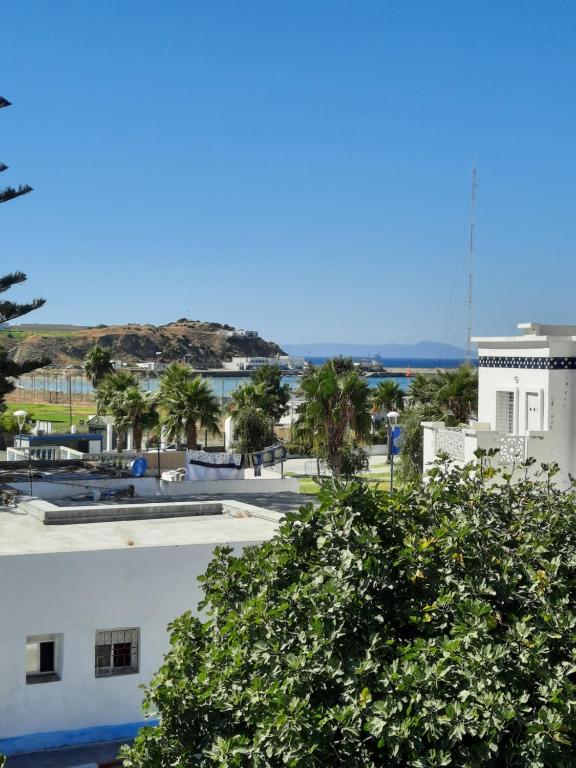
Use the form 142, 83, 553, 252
95, 627, 140, 678
496, 389, 516, 435
26, 633, 62, 685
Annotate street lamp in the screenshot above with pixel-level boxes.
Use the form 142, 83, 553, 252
387, 410, 399, 492
14, 410, 27, 450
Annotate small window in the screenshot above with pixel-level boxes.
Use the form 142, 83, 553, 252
26, 634, 61, 684
95, 628, 139, 677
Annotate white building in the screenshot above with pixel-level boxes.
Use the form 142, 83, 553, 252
423, 323, 576, 483
224, 355, 305, 371
0, 475, 303, 755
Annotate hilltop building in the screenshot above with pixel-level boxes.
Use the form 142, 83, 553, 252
423, 322, 576, 483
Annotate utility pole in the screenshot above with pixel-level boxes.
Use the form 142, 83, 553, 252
466, 167, 477, 363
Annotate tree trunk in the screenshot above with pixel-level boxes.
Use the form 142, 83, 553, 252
134, 425, 143, 453
186, 422, 198, 451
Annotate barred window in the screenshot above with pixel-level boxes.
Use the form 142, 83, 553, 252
95, 628, 139, 677
496, 391, 515, 435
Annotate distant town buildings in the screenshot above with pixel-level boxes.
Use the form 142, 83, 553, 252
224, 355, 305, 371
217, 328, 259, 338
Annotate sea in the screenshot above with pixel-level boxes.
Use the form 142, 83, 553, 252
16, 357, 473, 398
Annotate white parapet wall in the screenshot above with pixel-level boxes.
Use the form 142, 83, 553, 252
7, 476, 300, 501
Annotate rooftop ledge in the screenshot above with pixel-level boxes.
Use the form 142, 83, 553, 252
472, 322, 576, 344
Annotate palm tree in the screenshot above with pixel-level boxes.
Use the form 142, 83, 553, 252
84, 346, 114, 388
432, 366, 478, 424
96, 370, 139, 413
159, 375, 221, 449
227, 382, 275, 417
110, 387, 158, 452
295, 360, 372, 476
406, 372, 437, 406
372, 380, 405, 414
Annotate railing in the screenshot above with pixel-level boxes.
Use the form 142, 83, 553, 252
435, 427, 466, 462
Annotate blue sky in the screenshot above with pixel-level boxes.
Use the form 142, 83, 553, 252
2, 1, 576, 346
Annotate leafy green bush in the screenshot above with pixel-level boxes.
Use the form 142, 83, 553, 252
124, 458, 576, 767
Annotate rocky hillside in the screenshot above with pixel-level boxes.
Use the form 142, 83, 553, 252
2, 320, 285, 368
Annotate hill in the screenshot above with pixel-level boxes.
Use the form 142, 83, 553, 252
281, 340, 469, 359
0, 320, 284, 368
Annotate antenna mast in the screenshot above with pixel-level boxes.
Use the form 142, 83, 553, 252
466, 167, 477, 363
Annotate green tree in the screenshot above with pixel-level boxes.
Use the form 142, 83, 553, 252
109, 387, 158, 452
228, 382, 275, 418
124, 458, 576, 767
0, 98, 47, 411
399, 366, 479, 479
405, 370, 437, 406
0, 275, 48, 411
407, 366, 478, 426
251, 364, 290, 421
84, 345, 114, 388
397, 403, 438, 483
431, 365, 478, 425
295, 360, 371, 475
231, 407, 276, 454
159, 373, 221, 449
0, 96, 32, 205
371, 379, 404, 414
96, 370, 139, 413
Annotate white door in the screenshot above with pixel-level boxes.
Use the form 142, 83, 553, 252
526, 392, 541, 432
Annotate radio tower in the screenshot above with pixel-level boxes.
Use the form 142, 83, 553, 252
466, 167, 477, 363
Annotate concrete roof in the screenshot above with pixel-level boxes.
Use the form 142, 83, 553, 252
473, 322, 576, 345
0, 502, 284, 557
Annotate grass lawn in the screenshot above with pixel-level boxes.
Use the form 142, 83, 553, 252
0, 330, 80, 340
5, 402, 95, 431
295, 466, 393, 494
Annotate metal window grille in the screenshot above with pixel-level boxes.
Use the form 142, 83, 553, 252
496, 391, 514, 435
95, 628, 139, 677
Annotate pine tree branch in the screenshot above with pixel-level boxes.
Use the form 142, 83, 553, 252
0, 184, 33, 204
0, 97, 11, 109
0, 272, 27, 294
0, 357, 52, 379
0, 298, 46, 324
0, 163, 7, 173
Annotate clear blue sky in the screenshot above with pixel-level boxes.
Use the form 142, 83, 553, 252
2, 1, 576, 347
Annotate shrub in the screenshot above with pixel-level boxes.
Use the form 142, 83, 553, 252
123, 458, 576, 767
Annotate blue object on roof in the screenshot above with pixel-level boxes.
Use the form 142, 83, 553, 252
130, 456, 148, 477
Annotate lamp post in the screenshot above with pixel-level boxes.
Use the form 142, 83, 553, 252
14, 409, 33, 495
13, 409, 27, 451
387, 410, 399, 492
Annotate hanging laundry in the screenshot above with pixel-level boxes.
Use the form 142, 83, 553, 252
187, 450, 244, 469
185, 450, 244, 481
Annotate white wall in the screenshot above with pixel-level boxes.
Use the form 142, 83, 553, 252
8, 476, 300, 501
0, 541, 256, 752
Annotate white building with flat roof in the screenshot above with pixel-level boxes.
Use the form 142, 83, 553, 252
423, 322, 576, 483
0, 490, 284, 755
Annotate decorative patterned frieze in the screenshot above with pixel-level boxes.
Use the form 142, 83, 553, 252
499, 435, 526, 463
479, 356, 576, 370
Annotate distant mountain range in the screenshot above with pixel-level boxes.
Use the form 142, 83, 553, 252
282, 340, 470, 359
